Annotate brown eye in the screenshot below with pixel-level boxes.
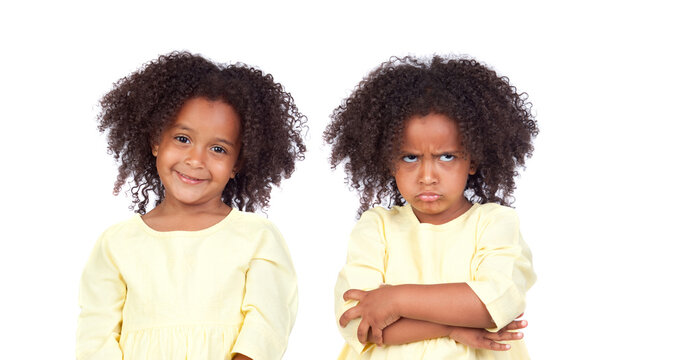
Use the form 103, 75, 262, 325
174, 135, 190, 144
439, 154, 455, 162
211, 146, 227, 154
402, 155, 418, 163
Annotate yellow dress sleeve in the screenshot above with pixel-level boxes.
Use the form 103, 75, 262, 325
466, 207, 536, 331
76, 232, 126, 360
334, 210, 387, 354
231, 222, 298, 360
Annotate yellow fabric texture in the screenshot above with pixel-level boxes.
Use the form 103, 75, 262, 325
334, 203, 536, 360
76, 209, 298, 360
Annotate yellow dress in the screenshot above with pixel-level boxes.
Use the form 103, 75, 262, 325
335, 203, 536, 360
77, 209, 297, 360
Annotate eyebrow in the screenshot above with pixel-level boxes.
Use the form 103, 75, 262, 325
399, 148, 464, 154
215, 137, 235, 146
174, 125, 236, 147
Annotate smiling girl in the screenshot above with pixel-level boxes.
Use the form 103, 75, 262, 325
76, 52, 306, 360
325, 56, 538, 359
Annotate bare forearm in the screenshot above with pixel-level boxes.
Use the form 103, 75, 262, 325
368, 317, 452, 345
340, 283, 495, 346
394, 283, 495, 328
368, 317, 529, 350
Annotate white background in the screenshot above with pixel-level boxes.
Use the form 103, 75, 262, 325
1, 1, 673, 359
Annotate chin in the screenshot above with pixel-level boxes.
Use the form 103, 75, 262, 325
413, 202, 444, 213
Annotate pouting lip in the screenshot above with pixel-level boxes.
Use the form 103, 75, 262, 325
416, 192, 441, 201
417, 191, 441, 197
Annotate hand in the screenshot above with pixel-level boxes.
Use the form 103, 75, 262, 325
339, 285, 401, 346
449, 316, 527, 351
232, 353, 252, 360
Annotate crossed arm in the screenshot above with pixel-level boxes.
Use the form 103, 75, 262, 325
336, 207, 535, 351
339, 284, 524, 350
232, 355, 252, 360
373, 317, 526, 350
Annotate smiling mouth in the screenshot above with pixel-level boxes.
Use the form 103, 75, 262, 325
176, 171, 206, 184
417, 193, 440, 202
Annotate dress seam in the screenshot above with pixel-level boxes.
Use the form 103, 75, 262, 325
123, 322, 242, 333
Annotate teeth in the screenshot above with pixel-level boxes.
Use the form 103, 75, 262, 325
179, 172, 201, 181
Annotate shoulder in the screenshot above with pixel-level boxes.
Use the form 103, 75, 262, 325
471, 203, 519, 224
226, 210, 287, 245
353, 205, 414, 242
86, 215, 145, 258
97, 215, 144, 242
469, 203, 524, 245
359, 205, 411, 224
229, 210, 280, 233
229, 210, 294, 260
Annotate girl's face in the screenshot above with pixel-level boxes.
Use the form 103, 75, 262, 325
394, 113, 475, 225
153, 97, 241, 211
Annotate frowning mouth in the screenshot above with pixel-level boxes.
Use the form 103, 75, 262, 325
417, 192, 440, 202
417, 192, 441, 202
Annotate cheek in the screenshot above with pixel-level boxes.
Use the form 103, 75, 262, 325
155, 149, 179, 168
210, 160, 235, 178
154, 153, 169, 171
444, 167, 471, 189
393, 171, 414, 195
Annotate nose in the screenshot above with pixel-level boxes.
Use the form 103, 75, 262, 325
419, 158, 438, 185
185, 146, 206, 168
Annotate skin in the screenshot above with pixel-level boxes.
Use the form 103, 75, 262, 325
341, 284, 494, 346
341, 114, 515, 348
394, 113, 476, 225
140, 98, 253, 359
372, 316, 527, 350
142, 97, 242, 231
447, 319, 527, 352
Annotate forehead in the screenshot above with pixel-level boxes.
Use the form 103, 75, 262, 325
171, 97, 241, 136
401, 113, 462, 148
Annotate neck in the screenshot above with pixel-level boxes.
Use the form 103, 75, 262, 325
155, 197, 231, 217
141, 199, 233, 232
413, 198, 472, 225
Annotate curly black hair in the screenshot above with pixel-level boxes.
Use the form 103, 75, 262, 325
324, 55, 538, 216
98, 51, 306, 214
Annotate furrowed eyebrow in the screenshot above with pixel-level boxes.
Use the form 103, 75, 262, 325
437, 151, 469, 160
399, 149, 464, 155
433, 150, 464, 155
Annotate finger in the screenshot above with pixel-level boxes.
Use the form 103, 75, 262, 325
489, 340, 511, 351
339, 306, 362, 327
357, 320, 370, 344
503, 320, 528, 331
343, 289, 366, 301
370, 327, 384, 346
470, 336, 511, 351
486, 331, 523, 341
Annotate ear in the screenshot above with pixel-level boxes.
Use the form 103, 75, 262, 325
389, 158, 399, 177
151, 144, 159, 157
231, 157, 243, 179
469, 162, 477, 175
